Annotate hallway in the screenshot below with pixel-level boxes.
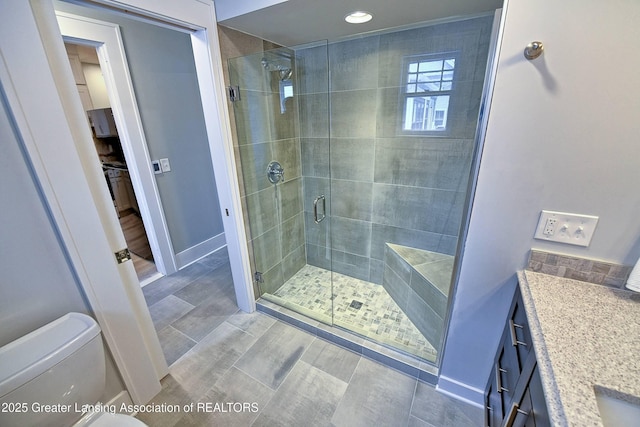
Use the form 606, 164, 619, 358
140, 249, 482, 426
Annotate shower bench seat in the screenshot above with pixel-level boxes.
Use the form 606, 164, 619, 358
382, 243, 453, 349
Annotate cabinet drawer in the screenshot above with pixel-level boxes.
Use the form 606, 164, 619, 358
485, 283, 550, 427
485, 364, 503, 427
503, 387, 535, 427
508, 289, 533, 372
497, 341, 520, 411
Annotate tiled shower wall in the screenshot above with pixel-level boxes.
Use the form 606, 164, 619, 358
298, 16, 494, 284
221, 26, 307, 296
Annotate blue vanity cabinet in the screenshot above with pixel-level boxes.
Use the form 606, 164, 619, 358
485, 286, 550, 427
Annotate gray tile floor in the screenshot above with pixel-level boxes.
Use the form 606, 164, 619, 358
140, 249, 482, 426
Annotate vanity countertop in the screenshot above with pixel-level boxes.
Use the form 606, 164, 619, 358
517, 270, 640, 426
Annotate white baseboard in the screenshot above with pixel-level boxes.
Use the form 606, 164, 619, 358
175, 232, 226, 269
436, 375, 485, 408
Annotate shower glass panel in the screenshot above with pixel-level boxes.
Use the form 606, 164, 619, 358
230, 14, 494, 365
228, 45, 334, 326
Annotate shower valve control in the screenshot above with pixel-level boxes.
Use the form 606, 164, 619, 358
534, 210, 599, 247
267, 161, 285, 184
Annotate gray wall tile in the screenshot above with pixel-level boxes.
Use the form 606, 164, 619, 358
304, 211, 330, 248
301, 138, 329, 178
279, 177, 303, 222
406, 288, 443, 347
234, 89, 273, 145
272, 138, 301, 180
382, 263, 409, 309
371, 223, 455, 260
228, 51, 268, 92
306, 243, 331, 270
238, 141, 272, 195
260, 262, 284, 295
295, 44, 329, 95
369, 259, 385, 284
410, 271, 448, 318
329, 36, 380, 91
281, 213, 305, 256
330, 138, 375, 181
331, 217, 372, 257
282, 244, 306, 282
385, 244, 412, 284
298, 93, 329, 138
330, 89, 378, 138
374, 138, 473, 190
372, 184, 464, 235
302, 177, 331, 213
330, 180, 373, 221
331, 249, 370, 282
245, 188, 278, 238
270, 93, 298, 141
251, 226, 282, 273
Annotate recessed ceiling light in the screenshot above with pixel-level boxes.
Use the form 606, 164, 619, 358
345, 11, 373, 24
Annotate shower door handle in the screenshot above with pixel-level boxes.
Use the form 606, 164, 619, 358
313, 195, 326, 224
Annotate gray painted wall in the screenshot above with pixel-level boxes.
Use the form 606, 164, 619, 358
298, 16, 494, 285
0, 88, 125, 401
56, 2, 224, 255
440, 0, 640, 403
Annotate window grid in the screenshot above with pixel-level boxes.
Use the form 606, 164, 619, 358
406, 58, 455, 94
402, 56, 456, 132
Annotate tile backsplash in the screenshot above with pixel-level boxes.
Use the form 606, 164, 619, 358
527, 250, 632, 288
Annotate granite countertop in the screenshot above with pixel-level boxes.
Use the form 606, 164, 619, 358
518, 270, 640, 426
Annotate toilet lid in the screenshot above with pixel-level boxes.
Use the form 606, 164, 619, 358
87, 412, 148, 427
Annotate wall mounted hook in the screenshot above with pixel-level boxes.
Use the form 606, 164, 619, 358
524, 41, 544, 60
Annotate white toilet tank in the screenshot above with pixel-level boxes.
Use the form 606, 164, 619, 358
0, 313, 106, 427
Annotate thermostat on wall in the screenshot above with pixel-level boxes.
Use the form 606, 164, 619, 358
152, 160, 162, 175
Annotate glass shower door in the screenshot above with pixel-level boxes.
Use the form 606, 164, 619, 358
228, 45, 334, 325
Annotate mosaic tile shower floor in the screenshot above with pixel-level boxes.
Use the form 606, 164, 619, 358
262, 264, 437, 362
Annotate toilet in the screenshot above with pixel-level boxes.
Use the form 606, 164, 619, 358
0, 313, 148, 427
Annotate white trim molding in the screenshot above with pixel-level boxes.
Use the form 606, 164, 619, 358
175, 232, 227, 269
437, 375, 485, 408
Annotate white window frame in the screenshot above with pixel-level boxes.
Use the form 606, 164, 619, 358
401, 52, 458, 135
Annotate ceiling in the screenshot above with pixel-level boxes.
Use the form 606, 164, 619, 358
217, 0, 504, 47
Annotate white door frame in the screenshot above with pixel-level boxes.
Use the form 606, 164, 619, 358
1, 0, 254, 404
56, 11, 177, 277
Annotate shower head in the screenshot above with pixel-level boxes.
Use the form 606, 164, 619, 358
261, 57, 292, 81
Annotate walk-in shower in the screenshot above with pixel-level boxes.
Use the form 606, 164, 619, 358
228, 15, 495, 365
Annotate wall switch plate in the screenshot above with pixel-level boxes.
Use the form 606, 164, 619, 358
534, 210, 599, 247
151, 160, 162, 175
159, 158, 171, 172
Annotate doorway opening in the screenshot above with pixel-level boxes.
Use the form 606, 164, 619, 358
64, 42, 160, 285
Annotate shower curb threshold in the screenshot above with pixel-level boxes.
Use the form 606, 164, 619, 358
256, 299, 439, 385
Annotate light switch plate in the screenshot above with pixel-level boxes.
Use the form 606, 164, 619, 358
534, 210, 599, 247
151, 160, 162, 175
160, 158, 171, 172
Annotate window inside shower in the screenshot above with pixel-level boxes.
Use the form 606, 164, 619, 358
403, 54, 456, 132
